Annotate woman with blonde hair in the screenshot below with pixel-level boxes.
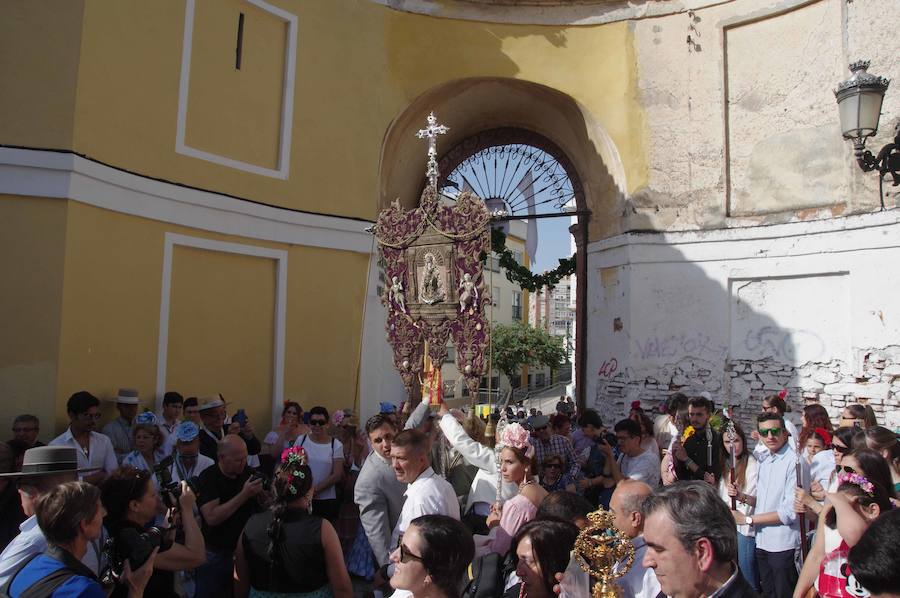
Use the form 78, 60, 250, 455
474, 423, 546, 557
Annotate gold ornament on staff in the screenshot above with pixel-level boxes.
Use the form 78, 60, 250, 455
573, 509, 635, 598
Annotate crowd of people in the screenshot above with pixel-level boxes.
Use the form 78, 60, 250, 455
0, 388, 898, 598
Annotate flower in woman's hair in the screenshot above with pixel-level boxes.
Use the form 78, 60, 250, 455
281, 446, 308, 465
778, 389, 788, 400
813, 427, 832, 447
500, 423, 532, 452
332, 410, 345, 426
838, 472, 875, 495
682, 426, 696, 441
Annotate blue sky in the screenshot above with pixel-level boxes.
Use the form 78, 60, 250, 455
532, 217, 574, 272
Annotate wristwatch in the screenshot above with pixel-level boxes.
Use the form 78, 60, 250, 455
745, 515, 754, 526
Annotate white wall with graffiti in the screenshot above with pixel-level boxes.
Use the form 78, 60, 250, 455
585, 210, 900, 431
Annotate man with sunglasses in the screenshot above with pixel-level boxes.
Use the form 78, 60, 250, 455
731, 412, 808, 598
49, 392, 117, 485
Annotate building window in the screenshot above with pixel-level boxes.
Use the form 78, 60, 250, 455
492, 286, 501, 307
512, 291, 522, 320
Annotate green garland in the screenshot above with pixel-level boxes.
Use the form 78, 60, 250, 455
481, 227, 576, 292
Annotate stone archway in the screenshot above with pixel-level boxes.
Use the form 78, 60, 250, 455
376, 77, 625, 409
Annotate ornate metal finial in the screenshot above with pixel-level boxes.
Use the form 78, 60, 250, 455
574, 509, 635, 598
835, 60, 891, 96
416, 112, 449, 192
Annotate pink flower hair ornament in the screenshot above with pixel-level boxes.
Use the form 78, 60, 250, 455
499, 423, 535, 458
838, 471, 875, 496
331, 410, 345, 426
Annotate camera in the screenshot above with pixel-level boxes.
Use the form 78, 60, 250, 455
101, 526, 173, 584
249, 470, 271, 492
153, 455, 199, 511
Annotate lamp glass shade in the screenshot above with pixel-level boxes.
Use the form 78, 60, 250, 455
838, 88, 885, 140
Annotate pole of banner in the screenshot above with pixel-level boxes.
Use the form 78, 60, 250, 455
796, 451, 808, 561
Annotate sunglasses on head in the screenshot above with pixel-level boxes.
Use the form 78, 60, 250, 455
833, 444, 848, 453
758, 427, 783, 437
309, 419, 327, 426
543, 463, 562, 470
836, 465, 856, 474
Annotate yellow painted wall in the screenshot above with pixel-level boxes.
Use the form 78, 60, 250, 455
51, 202, 369, 435
166, 246, 276, 430
0, 0, 84, 148
49, 0, 643, 221
0, 196, 68, 443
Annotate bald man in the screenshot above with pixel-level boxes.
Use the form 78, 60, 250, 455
610, 480, 660, 598
195, 435, 264, 598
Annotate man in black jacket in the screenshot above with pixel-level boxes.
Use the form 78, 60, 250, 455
642, 482, 759, 598
672, 396, 720, 485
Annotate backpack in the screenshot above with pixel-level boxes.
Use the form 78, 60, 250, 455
0, 554, 79, 598
463, 551, 514, 598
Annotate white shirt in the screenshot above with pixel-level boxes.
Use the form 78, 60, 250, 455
157, 414, 180, 456
0, 516, 105, 586
296, 435, 343, 500
618, 449, 661, 487
717, 456, 759, 537
615, 537, 661, 598
390, 467, 460, 550
49, 428, 118, 477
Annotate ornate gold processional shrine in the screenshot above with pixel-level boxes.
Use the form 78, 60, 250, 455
371, 113, 491, 403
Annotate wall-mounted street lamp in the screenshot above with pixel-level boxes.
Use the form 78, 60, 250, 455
835, 61, 898, 207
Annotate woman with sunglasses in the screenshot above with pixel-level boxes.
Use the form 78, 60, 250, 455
795, 427, 858, 518
474, 424, 546, 557
840, 404, 877, 430
101, 466, 206, 597
292, 406, 344, 522
388, 514, 473, 598
793, 447, 895, 598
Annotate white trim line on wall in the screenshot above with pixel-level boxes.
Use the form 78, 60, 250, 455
156, 233, 288, 427
0, 147, 373, 253
175, 0, 298, 179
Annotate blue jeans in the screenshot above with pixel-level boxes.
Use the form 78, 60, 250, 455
737, 533, 761, 592
195, 549, 234, 598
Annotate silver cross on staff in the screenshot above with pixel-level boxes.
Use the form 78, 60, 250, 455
416, 112, 449, 192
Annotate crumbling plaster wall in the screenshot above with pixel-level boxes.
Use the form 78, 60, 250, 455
628, 0, 899, 232
586, 211, 900, 431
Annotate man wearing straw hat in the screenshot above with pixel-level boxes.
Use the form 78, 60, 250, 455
0, 446, 105, 586
101, 388, 141, 465
197, 395, 261, 463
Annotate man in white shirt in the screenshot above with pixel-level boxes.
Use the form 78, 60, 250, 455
600, 419, 661, 488
0, 446, 104, 585
378, 429, 458, 597
49, 391, 118, 485
610, 480, 660, 598
751, 394, 798, 460
157, 391, 184, 457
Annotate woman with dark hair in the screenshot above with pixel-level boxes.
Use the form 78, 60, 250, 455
234, 446, 352, 598
793, 448, 896, 598
510, 519, 580, 598
719, 423, 760, 592
798, 405, 834, 458
840, 403, 877, 429
856, 425, 900, 493
388, 514, 474, 598
474, 424, 546, 557
264, 402, 308, 459
293, 406, 344, 521
100, 466, 206, 597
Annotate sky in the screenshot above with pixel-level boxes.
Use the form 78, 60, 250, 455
531, 217, 574, 272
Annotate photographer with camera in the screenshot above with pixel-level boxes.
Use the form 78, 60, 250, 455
195, 434, 264, 598
100, 466, 205, 597
4, 481, 155, 598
